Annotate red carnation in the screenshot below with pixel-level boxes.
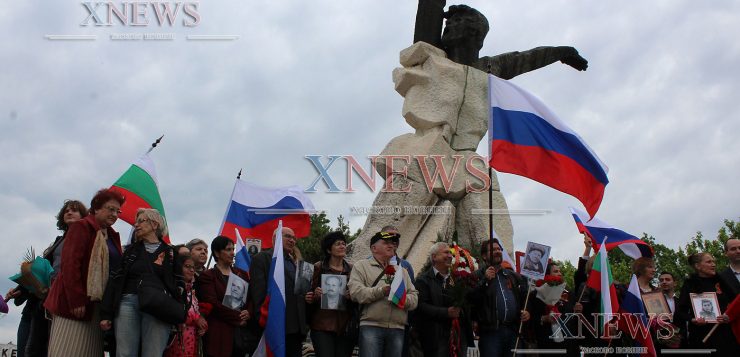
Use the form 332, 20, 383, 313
198, 302, 213, 317
384, 265, 396, 275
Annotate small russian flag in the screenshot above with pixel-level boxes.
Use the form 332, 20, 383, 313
388, 266, 407, 309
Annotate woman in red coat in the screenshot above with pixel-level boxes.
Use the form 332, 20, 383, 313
197, 236, 251, 357
44, 188, 125, 356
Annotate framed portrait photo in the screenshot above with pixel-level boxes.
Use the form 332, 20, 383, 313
690, 292, 721, 323
520, 242, 551, 281
320, 274, 347, 311
641, 292, 671, 315
246, 239, 262, 255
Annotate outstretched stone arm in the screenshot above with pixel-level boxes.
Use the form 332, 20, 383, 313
414, 0, 445, 49
479, 46, 588, 79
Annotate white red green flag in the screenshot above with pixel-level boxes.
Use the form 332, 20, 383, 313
586, 238, 619, 331
110, 154, 169, 242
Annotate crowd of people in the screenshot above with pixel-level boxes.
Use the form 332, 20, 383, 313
5, 188, 740, 356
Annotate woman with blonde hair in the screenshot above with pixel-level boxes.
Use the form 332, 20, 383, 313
100, 208, 181, 357
44, 189, 125, 356
674, 252, 734, 353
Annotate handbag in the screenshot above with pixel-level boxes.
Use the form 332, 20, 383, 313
137, 249, 187, 325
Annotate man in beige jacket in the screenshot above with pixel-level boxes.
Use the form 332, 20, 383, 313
349, 231, 418, 357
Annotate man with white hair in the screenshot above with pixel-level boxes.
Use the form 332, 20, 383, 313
414, 242, 474, 357
250, 226, 308, 357
349, 231, 418, 357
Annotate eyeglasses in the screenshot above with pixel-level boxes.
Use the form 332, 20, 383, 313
135, 218, 151, 224
104, 205, 122, 214
283, 234, 296, 239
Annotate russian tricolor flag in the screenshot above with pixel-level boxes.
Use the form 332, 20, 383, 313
619, 275, 657, 357
570, 207, 653, 259
388, 266, 407, 309
219, 179, 314, 249
254, 221, 287, 357
488, 75, 608, 218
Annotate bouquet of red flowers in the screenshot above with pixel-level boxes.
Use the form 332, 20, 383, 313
447, 243, 478, 308
447, 243, 478, 357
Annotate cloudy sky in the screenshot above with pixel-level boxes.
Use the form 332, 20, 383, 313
1, 0, 738, 343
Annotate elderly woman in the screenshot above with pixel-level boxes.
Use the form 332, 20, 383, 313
197, 236, 251, 357
186, 238, 209, 277
305, 231, 355, 357
675, 252, 734, 354
165, 253, 207, 357
44, 189, 125, 356
99, 208, 179, 357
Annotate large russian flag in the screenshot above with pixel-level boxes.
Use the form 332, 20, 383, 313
570, 207, 653, 259
254, 221, 286, 357
488, 75, 608, 218
619, 275, 657, 357
219, 179, 314, 249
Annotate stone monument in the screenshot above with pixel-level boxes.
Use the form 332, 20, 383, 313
347, 1, 589, 271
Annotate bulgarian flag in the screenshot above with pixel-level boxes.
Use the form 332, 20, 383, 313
110, 153, 169, 242
586, 238, 619, 333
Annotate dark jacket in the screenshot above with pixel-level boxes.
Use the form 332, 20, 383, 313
100, 241, 180, 322
414, 267, 474, 357
197, 266, 251, 357
718, 267, 740, 301
674, 274, 736, 354
44, 214, 122, 320
250, 249, 308, 336
469, 265, 527, 330
308, 260, 353, 334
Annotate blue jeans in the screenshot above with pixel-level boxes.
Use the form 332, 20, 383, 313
358, 325, 404, 357
115, 294, 171, 357
478, 326, 520, 357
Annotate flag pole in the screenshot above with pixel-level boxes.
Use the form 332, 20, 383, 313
487, 70, 495, 266
513, 283, 533, 354
489, 167, 494, 265
207, 169, 242, 270
145, 135, 164, 154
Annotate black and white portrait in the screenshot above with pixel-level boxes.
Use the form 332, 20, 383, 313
222, 272, 248, 310
246, 239, 261, 255
690, 292, 720, 323
321, 274, 347, 310
520, 242, 551, 280
294, 260, 314, 295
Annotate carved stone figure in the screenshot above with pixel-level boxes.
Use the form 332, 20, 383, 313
414, 0, 588, 78
347, 2, 588, 271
